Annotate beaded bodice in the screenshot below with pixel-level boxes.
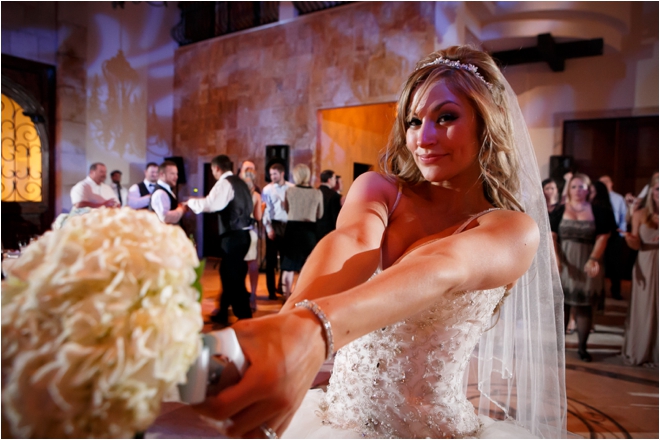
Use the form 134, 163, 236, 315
318, 284, 506, 438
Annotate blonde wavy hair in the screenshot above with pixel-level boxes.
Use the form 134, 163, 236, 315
292, 164, 311, 186
379, 45, 523, 212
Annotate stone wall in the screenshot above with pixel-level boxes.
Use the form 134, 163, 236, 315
173, 1, 659, 194
173, 2, 436, 192
3, 1, 657, 217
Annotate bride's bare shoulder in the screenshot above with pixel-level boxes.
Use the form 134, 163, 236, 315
346, 172, 400, 202
480, 209, 540, 246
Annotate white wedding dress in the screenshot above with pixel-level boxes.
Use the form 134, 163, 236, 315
282, 210, 533, 439
146, 279, 530, 439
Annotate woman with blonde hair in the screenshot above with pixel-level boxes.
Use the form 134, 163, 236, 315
622, 173, 659, 366
196, 46, 566, 438
551, 173, 615, 362
280, 164, 323, 299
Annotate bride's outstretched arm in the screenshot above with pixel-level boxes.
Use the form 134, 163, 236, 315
282, 171, 399, 308
194, 201, 539, 439
320, 209, 538, 349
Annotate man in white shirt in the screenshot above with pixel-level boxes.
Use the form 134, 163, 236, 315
261, 162, 294, 300
150, 161, 186, 225
599, 175, 627, 300
127, 162, 159, 209
70, 163, 120, 209
186, 155, 254, 325
109, 170, 128, 207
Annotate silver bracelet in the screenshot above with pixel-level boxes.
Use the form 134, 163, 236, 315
295, 299, 334, 362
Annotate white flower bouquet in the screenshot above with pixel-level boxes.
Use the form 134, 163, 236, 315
1, 208, 204, 438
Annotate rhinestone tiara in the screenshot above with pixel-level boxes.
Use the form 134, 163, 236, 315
416, 56, 493, 90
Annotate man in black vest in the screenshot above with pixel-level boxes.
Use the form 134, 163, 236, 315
186, 155, 253, 325
128, 162, 159, 209
149, 161, 187, 226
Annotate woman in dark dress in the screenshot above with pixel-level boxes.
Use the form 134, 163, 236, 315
551, 173, 615, 362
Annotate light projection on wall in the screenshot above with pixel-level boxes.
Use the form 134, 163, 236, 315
1, 94, 43, 202
88, 49, 147, 157
86, 4, 179, 166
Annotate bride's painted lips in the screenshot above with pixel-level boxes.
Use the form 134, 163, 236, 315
416, 153, 447, 164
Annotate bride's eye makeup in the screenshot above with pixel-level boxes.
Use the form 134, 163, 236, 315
437, 113, 457, 123
407, 117, 422, 128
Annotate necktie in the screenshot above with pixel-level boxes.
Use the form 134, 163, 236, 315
116, 185, 122, 205
149, 183, 155, 193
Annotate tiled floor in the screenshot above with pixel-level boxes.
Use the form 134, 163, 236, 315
563, 282, 658, 439
200, 264, 659, 439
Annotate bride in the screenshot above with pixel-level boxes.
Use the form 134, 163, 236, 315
195, 46, 566, 439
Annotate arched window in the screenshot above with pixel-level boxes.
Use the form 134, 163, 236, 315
2, 93, 43, 202
1, 62, 54, 238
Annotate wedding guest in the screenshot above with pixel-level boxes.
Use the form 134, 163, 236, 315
544, 176, 574, 328
128, 162, 159, 210
599, 176, 627, 233
542, 178, 560, 214
551, 173, 614, 362
625, 171, 659, 215
239, 160, 256, 177
560, 171, 573, 205
239, 160, 260, 193
150, 161, 186, 226
281, 164, 323, 299
109, 170, 127, 207
196, 46, 565, 439
316, 169, 342, 240
590, 181, 618, 311
240, 167, 263, 313
186, 155, 254, 325
262, 163, 294, 300
597, 176, 627, 300
333, 174, 346, 206
70, 162, 120, 209
622, 173, 659, 366
591, 181, 614, 213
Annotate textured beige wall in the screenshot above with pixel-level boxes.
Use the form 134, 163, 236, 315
3, 2, 657, 215
173, 2, 436, 192
173, 2, 659, 191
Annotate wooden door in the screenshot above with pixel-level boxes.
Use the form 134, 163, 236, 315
563, 116, 659, 195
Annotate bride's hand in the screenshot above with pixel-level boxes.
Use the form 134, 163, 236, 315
193, 309, 327, 438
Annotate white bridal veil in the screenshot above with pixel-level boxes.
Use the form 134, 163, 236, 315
467, 79, 568, 438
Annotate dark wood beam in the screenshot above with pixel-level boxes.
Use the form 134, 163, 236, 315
537, 33, 564, 72
491, 34, 604, 72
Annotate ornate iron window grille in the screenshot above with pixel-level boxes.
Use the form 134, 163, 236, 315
1, 94, 43, 202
